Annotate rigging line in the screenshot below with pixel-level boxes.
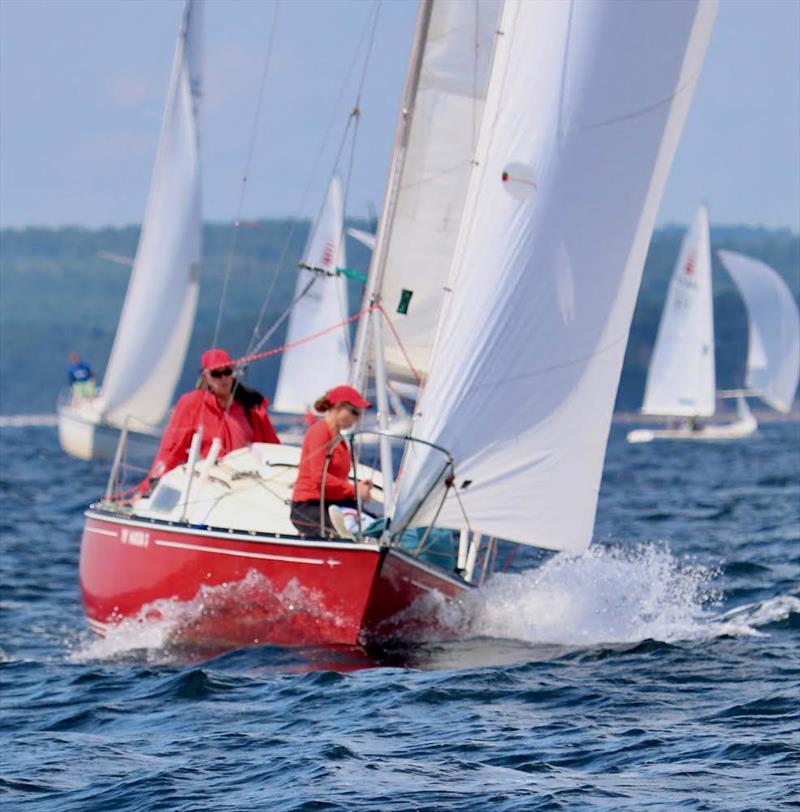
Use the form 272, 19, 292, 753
246, 3, 382, 355
247, 273, 318, 359
471, 0, 479, 158
340, 1, 381, 219
244, 105, 355, 357
213, 0, 282, 347
231, 304, 375, 370
450, 479, 473, 537
376, 304, 423, 385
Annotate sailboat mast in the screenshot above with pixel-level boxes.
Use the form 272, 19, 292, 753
349, 0, 434, 391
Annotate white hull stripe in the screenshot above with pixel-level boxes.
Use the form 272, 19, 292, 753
154, 538, 344, 567
85, 511, 380, 552
85, 527, 118, 538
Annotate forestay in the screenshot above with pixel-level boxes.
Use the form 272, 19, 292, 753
359, 0, 501, 382
718, 250, 800, 414
641, 205, 715, 417
272, 176, 350, 414
98, 0, 203, 430
392, 0, 718, 551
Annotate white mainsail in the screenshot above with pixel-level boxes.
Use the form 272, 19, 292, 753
272, 176, 350, 414
641, 205, 716, 417
392, 0, 718, 551
97, 0, 203, 430
718, 250, 800, 413
352, 0, 502, 384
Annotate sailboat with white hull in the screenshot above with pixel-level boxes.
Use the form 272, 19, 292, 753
628, 208, 799, 442
79, 0, 717, 648
59, 0, 203, 461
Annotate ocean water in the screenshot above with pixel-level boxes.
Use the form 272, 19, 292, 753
1, 422, 798, 810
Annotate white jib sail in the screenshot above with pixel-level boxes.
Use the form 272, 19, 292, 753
392, 0, 718, 552
359, 0, 502, 383
98, 0, 203, 430
641, 205, 716, 417
718, 250, 800, 413
271, 176, 350, 414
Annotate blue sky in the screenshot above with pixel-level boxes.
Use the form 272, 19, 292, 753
0, 0, 798, 231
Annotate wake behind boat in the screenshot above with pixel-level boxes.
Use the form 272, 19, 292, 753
79, 0, 718, 649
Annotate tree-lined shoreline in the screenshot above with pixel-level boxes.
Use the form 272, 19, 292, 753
1, 222, 797, 415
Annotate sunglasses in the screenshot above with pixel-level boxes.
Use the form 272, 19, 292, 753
345, 404, 361, 417
209, 367, 234, 379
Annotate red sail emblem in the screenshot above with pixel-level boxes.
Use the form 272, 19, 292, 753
322, 242, 334, 267
683, 252, 696, 276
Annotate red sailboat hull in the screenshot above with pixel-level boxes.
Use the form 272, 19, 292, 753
80, 510, 468, 648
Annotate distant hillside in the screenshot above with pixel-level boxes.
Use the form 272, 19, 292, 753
0, 222, 797, 414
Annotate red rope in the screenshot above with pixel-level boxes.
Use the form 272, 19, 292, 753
216, 300, 424, 393
376, 303, 423, 386
223, 305, 375, 370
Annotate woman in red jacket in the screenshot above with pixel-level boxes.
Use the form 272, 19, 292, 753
290, 385, 372, 537
142, 348, 280, 492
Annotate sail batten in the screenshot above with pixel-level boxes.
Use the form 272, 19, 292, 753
391, 0, 718, 551
98, 0, 203, 429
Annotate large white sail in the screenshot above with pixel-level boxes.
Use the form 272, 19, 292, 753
641, 205, 716, 417
98, 0, 203, 429
272, 176, 350, 414
353, 0, 502, 383
718, 250, 800, 413
392, 0, 718, 551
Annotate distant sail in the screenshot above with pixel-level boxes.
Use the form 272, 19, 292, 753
98, 0, 203, 429
272, 176, 350, 414
718, 250, 800, 413
393, 0, 718, 552
641, 206, 716, 417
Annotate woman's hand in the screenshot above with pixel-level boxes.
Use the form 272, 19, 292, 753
357, 479, 372, 501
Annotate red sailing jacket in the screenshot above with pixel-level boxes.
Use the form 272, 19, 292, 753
147, 388, 280, 480
291, 419, 355, 503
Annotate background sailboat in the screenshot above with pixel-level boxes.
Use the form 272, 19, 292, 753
717, 250, 800, 416
58, 0, 203, 461
628, 213, 799, 442
271, 175, 350, 423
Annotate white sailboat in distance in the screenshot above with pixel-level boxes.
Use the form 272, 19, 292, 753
271, 175, 350, 421
58, 0, 203, 461
628, 210, 799, 442
717, 250, 800, 413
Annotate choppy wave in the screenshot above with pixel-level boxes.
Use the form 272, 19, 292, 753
463, 544, 723, 645
67, 543, 798, 666
4, 423, 799, 809
70, 570, 348, 664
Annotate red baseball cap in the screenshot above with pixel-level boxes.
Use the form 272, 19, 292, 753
200, 348, 234, 371
326, 385, 371, 409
